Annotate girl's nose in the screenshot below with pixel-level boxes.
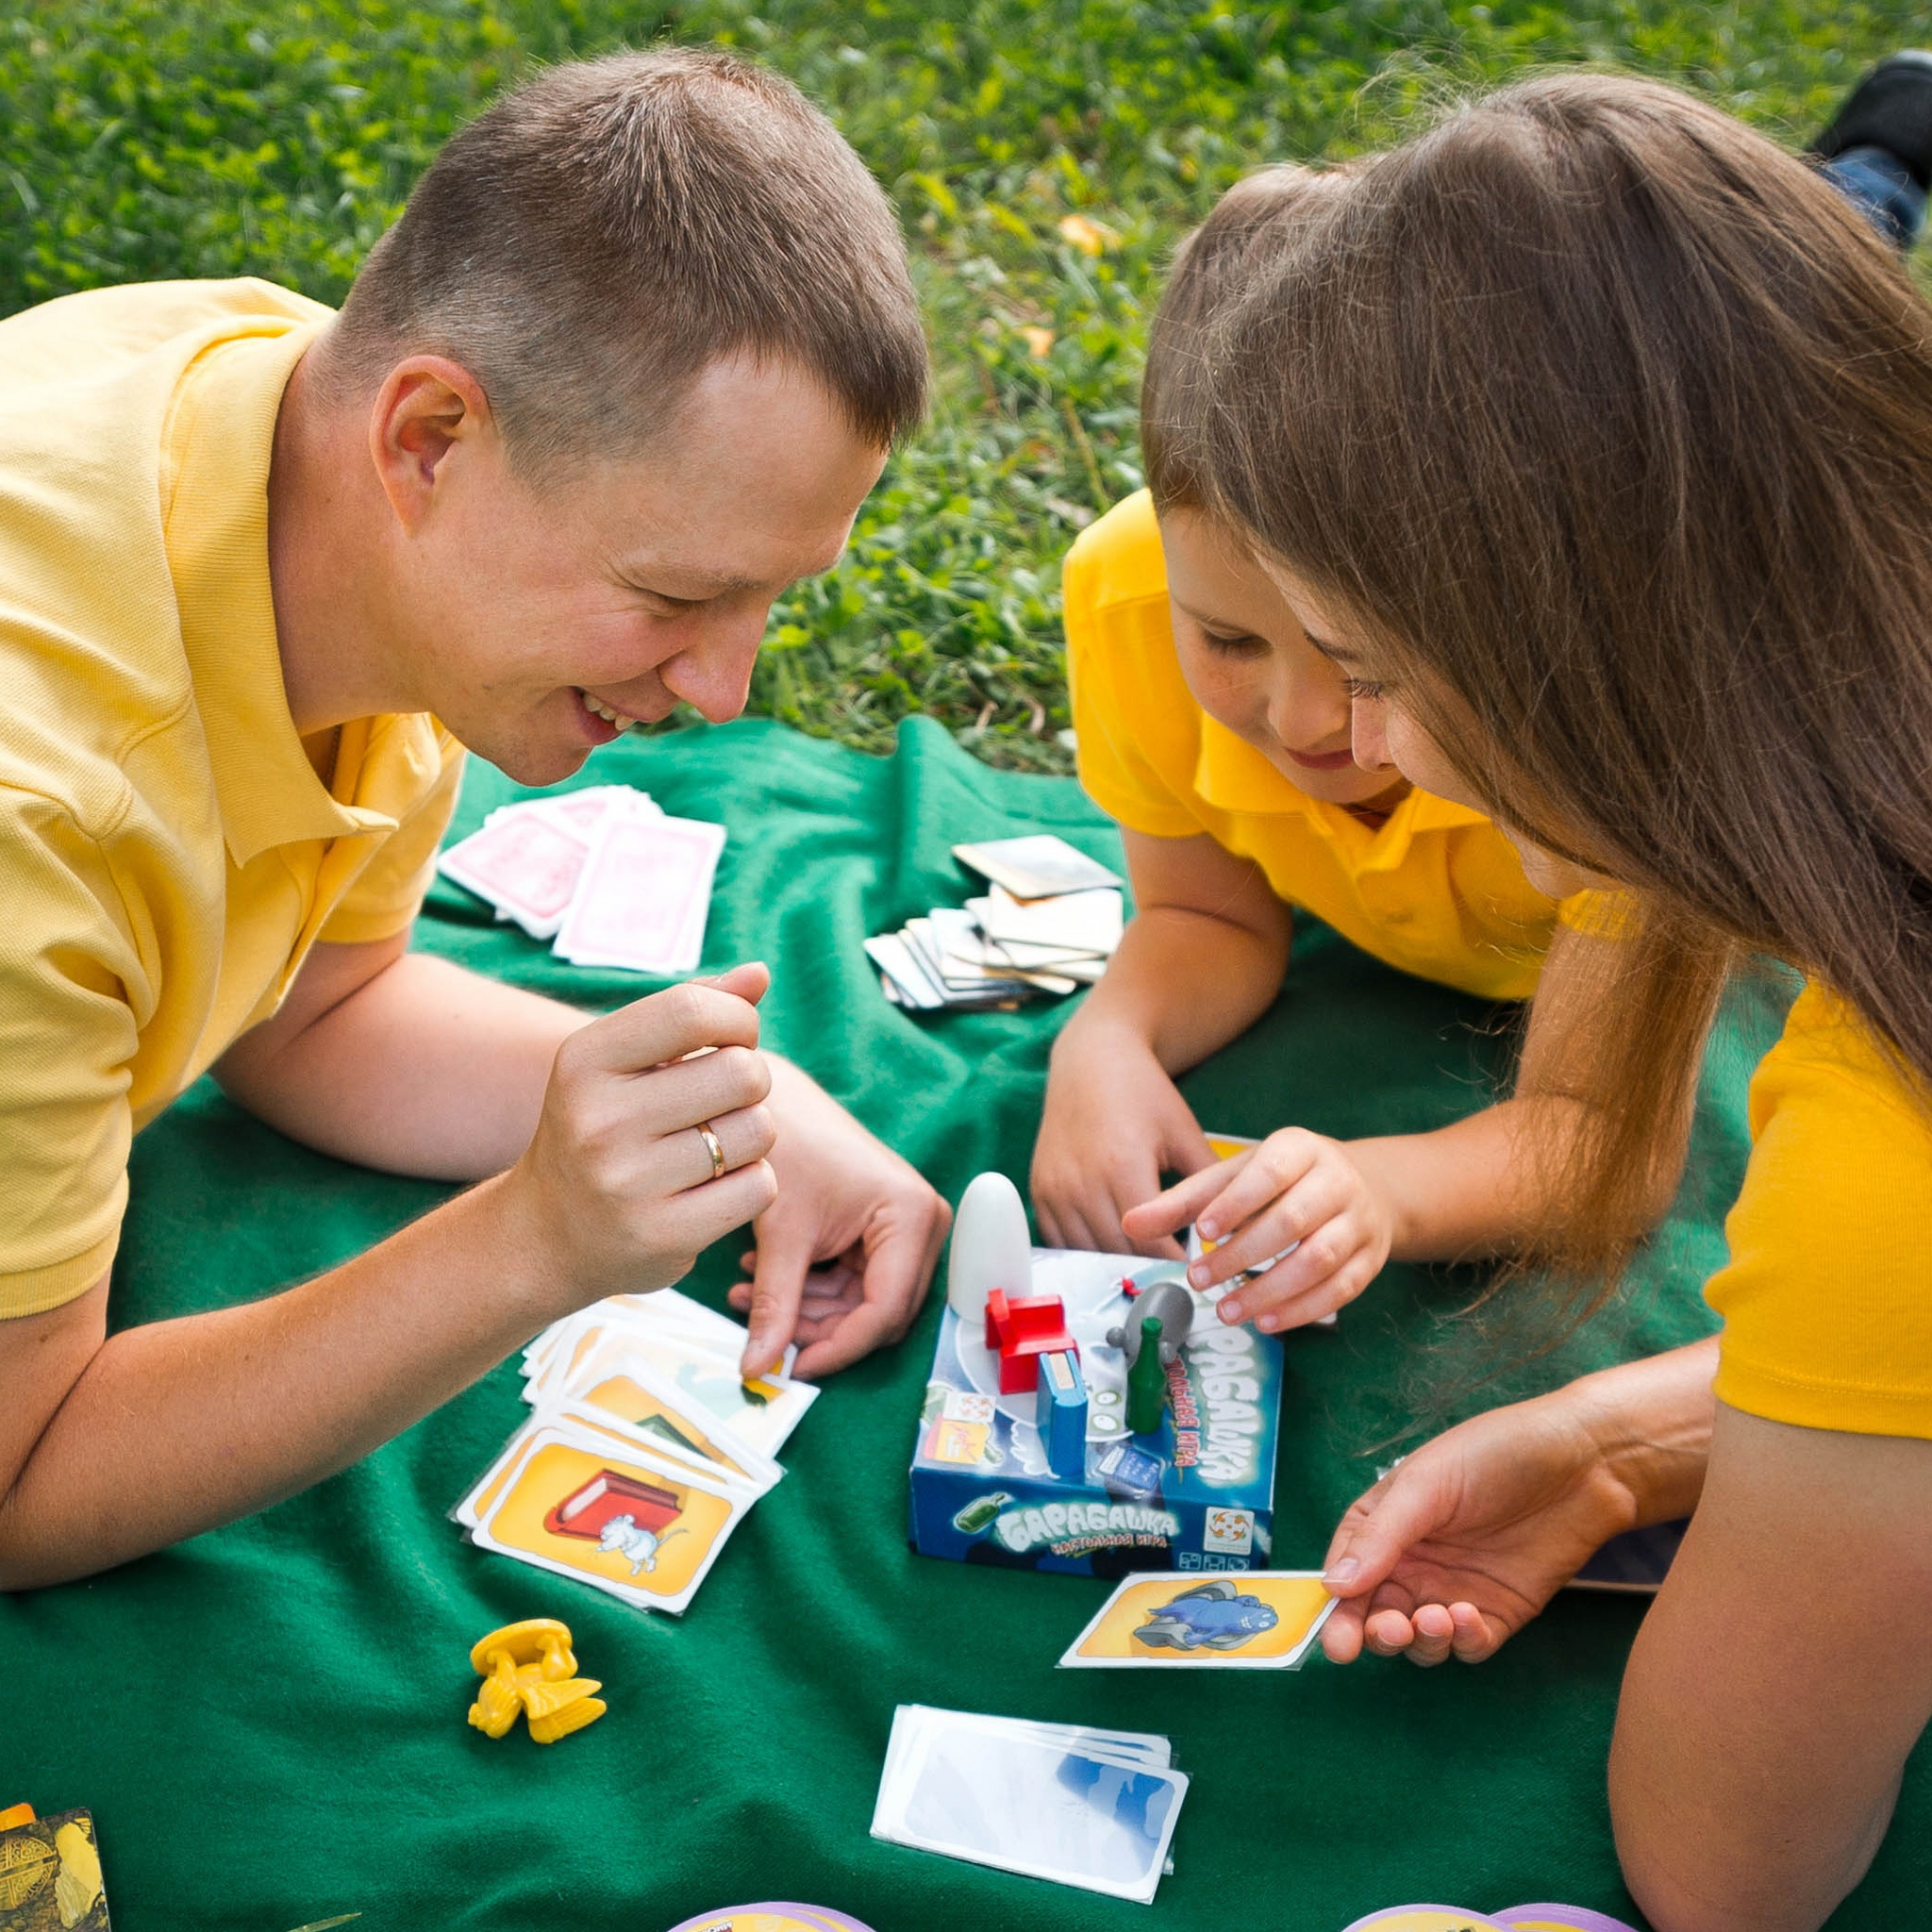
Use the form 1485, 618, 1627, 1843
1351, 694, 1393, 771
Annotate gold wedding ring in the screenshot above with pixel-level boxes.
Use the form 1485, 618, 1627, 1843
695, 1120, 726, 1181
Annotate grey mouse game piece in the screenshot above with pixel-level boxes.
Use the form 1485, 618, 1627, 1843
1105, 1277, 1194, 1367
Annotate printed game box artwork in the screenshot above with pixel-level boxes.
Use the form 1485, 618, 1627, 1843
908, 1174, 1284, 1577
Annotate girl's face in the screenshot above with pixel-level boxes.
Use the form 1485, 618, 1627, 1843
1257, 558, 1610, 901
1159, 508, 1407, 809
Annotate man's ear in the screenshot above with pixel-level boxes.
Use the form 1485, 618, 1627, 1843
367, 356, 495, 532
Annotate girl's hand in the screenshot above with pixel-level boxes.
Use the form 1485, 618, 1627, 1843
1122, 1128, 1393, 1330
1032, 1023, 1215, 1257
1319, 1389, 1645, 1666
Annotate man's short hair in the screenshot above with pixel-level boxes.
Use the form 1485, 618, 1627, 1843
326, 47, 927, 470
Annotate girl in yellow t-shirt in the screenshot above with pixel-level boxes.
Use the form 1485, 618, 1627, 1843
1034, 167, 1644, 1332
1187, 70, 1932, 1932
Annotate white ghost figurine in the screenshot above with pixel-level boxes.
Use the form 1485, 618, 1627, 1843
946, 1171, 1034, 1324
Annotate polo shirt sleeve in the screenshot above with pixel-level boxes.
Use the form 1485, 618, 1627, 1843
1707, 990, 1932, 1440
0, 788, 142, 1317
1064, 515, 1212, 842
319, 724, 467, 946
1555, 887, 1638, 938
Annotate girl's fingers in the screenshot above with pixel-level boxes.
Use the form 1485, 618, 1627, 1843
1058, 1201, 1102, 1256
1323, 1465, 1456, 1602
1363, 1607, 1418, 1657
1166, 1115, 1219, 1177
1234, 1241, 1378, 1333
1348, 1598, 1497, 1669
1449, 1601, 1501, 1662
1191, 1170, 1351, 1292
1191, 1131, 1324, 1241
1404, 1603, 1457, 1667
1121, 1151, 1254, 1240
1322, 1602, 1368, 1665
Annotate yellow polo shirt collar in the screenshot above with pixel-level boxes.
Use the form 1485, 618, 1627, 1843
1193, 709, 1493, 867
164, 322, 409, 867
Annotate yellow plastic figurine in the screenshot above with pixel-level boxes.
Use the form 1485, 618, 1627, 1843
467, 1618, 607, 1744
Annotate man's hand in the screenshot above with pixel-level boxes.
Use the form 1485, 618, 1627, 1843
1032, 1022, 1215, 1257
726, 1055, 948, 1380
507, 964, 778, 1313
1125, 1128, 1394, 1331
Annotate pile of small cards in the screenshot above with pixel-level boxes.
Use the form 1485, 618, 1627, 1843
439, 783, 726, 976
454, 1289, 816, 1615
867, 835, 1125, 1012
872, 1706, 1189, 1904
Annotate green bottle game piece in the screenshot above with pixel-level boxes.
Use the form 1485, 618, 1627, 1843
1126, 1314, 1168, 1436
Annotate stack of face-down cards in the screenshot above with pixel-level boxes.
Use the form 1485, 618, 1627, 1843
866, 835, 1125, 1012
439, 783, 726, 975
1058, 1571, 1337, 1670
455, 1289, 816, 1614
872, 1706, 1189, 1904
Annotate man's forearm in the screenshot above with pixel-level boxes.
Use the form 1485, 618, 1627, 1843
0, 1174, 558, 1589
1057, 908, 1287, 1077
218, 951, 590, 1179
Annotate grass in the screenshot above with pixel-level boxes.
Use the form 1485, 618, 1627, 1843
2, 0, 1924, 769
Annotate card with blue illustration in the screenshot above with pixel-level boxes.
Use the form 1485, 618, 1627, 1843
1058, 1569, 1336, 1669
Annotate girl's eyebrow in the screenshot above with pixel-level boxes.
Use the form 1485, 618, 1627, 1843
1170, 596, 1245, 629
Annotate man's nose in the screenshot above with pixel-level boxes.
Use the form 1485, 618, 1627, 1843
659, 605, 769, 724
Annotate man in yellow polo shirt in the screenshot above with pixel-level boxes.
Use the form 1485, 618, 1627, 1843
0, 49, 948, 1588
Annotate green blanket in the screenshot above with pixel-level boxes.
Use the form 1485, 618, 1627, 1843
6, 717, 1922, 1931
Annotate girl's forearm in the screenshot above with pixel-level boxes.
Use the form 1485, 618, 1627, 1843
1570, 1337, 1718, 1526
1348, 1087, 1684, 1264
1058, 906, 1288, 1076
1346, 1094, 1575, 1260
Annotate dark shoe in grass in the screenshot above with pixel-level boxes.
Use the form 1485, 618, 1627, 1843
1811, 50, 1932, 190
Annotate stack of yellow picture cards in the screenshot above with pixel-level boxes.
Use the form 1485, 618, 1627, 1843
1058, 1570, 1336, 1670
455, 1288, 816, 1614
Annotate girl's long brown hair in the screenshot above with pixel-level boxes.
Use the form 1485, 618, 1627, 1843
1201, 72, 1932, 1284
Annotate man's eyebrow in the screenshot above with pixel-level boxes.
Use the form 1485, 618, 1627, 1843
621, 561, 767, 596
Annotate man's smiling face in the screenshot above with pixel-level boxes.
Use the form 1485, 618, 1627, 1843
390, 354, 887, 785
